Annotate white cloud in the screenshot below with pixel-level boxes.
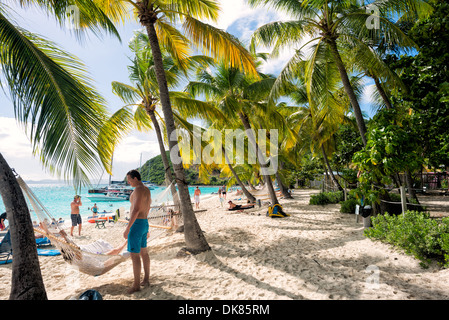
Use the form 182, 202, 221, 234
214, 0, 255, 30
0, 117, 49, 181
0, 117, 163, 182
215, 0, 308, 76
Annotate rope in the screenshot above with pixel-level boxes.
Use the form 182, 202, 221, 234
17, 174, 180, 276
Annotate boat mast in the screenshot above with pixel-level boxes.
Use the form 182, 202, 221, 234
108, 154, 114, 186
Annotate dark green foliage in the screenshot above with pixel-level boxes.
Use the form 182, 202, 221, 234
340, 198, 359, 214
309, 191, 344, 205
387, 0, 449, 169
365, 211, 449, 268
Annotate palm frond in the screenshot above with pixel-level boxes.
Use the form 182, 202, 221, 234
182, 16, 258, 76
97, 106, 135, 173
111, 81, 142, 105
0, 15, 108, 190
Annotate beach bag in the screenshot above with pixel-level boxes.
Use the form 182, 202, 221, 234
267, 204, 289, 218
78, 289, 103, 300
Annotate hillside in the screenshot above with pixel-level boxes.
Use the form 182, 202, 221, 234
139, 151, 226, 186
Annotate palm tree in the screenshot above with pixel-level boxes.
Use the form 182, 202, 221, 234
100, 31, 218, 209
187, 61, 281, 205
94, 0, 258, 254
208, 116, 258, 203
0, 1, 120, 300
248, 0, 429, 146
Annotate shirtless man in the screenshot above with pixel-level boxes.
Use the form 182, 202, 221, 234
124, 169, 152, 294
70, 195, 82, 236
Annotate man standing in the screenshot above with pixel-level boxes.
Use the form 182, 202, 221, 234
221, 185, 227, 200
194, 186, 201, 209
70, 195, 82, 236
124, 169, 152, 294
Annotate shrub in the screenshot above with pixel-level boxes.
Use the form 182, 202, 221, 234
309, 191, 344, 205
340, 198, 359, 214
309, 192, 331, 205
365, 211, 449, 268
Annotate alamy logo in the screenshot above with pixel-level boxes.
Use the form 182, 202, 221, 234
169, 127, 279, 175
366, 4, 380, 30
365, 265, 380, 289
66, 5, 81, 30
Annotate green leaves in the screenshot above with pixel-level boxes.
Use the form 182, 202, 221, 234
0, 12, 108, 191
366, 211, 449, 268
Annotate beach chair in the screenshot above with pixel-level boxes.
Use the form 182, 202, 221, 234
0, 230, 12, 264
110, 207, 125, 225
36, 236, 52, 247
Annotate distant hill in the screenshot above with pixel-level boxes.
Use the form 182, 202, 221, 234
139, 151, 226, 186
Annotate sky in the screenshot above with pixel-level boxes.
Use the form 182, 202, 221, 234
0, 0, 375, 184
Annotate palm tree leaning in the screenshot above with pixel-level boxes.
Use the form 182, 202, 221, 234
187, 62, 280, 205
0, 2, 120, 299
129, 0, 258, 254
100, 31, 218, 211
96, 0, 258, 255
249, 0, 427, 147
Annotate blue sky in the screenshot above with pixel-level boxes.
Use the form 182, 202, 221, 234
0, 0, 375, 183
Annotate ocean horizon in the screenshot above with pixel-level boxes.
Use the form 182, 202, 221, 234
0, 181, 220, 226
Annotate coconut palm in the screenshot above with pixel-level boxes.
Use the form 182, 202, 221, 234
0, 1, 120, 300
248, 0, 430, 146
100, 31, 220, 211
278, 47, 366, 192
186, 61, 281, 205
101, 31, 213, 180
94, 0, 258, 254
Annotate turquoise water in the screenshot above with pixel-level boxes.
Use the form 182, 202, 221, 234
0, 183, 219, 224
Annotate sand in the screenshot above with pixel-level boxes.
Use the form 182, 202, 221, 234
1, 188, 449, 300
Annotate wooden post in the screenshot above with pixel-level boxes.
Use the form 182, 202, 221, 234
400, 185, 407, 216
344, 180, 347, 201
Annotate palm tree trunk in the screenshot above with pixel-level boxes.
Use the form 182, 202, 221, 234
265, 129, 292, 199
147, 109, 180, 209
223, 146, 256, 203
321, 144, 344, 192
327, 39, 367, 146
237, 111, 279, 205
373, 76, 393, 110
275, 169, 293, 199
0, 153, 47, 300
141, 4, 210, 254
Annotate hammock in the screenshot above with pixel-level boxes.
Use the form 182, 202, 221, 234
241, 183, 282, 202
17, 176, 181, 276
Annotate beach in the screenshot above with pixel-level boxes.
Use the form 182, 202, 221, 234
1, 188, 449, 300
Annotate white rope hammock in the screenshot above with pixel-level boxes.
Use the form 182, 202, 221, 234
18, 176, 181, 276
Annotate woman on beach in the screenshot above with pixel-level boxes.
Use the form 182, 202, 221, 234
194, 186, 201, 209
227, 201, 254, 212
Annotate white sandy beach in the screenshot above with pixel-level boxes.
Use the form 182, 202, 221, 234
1, 188, 449, 300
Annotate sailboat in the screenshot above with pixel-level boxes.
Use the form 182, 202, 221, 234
86, 154, 133, 202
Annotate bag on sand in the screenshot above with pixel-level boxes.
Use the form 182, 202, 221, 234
267, 204, 290, 218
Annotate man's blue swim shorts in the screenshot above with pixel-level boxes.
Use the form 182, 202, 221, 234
127, 219, 149, 253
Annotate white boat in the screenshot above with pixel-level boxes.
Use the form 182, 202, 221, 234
143, 182, 156, 190
86, 192, 129, 202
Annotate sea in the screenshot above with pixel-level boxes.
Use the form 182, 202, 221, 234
0, 182, 220, 226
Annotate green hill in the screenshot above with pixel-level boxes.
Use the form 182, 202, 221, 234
139, 151, 226, 186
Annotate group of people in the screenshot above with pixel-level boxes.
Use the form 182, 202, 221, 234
67, 170, 151, 294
